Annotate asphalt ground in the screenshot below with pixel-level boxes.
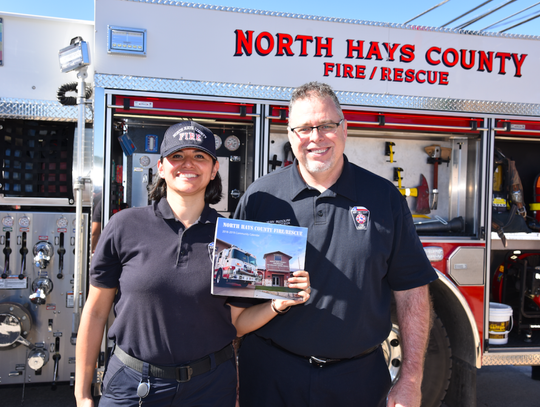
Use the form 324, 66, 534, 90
476, 365, 540, 407
2, 365, 540, 406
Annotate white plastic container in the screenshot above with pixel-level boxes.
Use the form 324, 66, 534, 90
488, 302, 514, 345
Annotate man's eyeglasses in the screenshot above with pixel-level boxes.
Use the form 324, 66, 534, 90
288, 119, 344, 137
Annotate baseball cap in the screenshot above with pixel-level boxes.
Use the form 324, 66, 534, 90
160, 121, 217, 160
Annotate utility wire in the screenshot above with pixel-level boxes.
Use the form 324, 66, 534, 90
500, 10, 540, 32
441, 0, 493, 27
455, 0, 516, 29
404, 0, 450, 24
480, 1, 540, 30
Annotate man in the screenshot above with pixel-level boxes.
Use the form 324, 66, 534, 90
234, 82, 438, 407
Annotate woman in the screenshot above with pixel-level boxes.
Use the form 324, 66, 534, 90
75, 121, 310, 407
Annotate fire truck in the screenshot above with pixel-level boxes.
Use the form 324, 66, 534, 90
214, 245, 259, 287
1, 1, 540, 405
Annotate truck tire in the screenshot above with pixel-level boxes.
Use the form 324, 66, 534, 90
239, 282, 249, 287
421, 314, 452, 406
384, 312, 452, 407
216, 269, 226, 287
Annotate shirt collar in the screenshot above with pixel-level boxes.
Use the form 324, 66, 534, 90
154, 197, 175, 220
289, 160, 309, 200
289, 155, 357, 202
332, 155, 357, 201
153, 198, 218, 225
199, 204, 219, 224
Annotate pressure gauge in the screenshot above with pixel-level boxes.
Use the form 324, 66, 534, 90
214, 134, 223, 151
19, 216, 30, 228
224, 135, 240, 152
2, 216, 14, 228
139, 155, 151, 167
56, 217, 68, 228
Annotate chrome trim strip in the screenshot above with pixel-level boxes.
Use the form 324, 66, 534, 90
0, 196, 74, 207
435, 270, 482, 368
346, 121, 489, 131
260, 105, 271, 179
95, 74, 540, 117
103, 93, 114, 228
94, 74, 294, 100
494, 128, 540, 134
124, 0, 540, 40
0, 97, 94, 122
108, 104, 260, 118
254, 104, 264, 182
268, 114, 489, 131
495, 136, 540, 141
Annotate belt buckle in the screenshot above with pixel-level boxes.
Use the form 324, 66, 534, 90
309, 356, 327, 368
175, 365, 193, 382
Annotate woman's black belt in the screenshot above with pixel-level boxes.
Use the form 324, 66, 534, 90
268, 338, 379, 367
113, 343, 234, 382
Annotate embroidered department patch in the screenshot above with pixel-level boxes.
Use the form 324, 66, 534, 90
208, 242, 215, 262
350, 206, 370, 230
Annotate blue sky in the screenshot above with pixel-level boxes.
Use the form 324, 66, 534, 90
1, 0, 539, 36
216, 219, 307, 271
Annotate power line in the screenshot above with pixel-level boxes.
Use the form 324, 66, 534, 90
441, 0, 494, 27
455, 0, 517, 29
500, 10, 540, 32
480, 1, 540, 30
404, 0, 450, 24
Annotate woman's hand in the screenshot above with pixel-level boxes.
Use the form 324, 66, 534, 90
75, 397, 95, 407
272, 270, 311, 312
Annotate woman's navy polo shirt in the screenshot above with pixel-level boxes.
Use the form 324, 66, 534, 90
90, 198, 237, 365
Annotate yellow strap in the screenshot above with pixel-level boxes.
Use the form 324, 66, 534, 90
398, 188, 417, 197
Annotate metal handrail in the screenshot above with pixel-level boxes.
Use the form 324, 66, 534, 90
108, 104, 260, 118
267, 114, 487, 132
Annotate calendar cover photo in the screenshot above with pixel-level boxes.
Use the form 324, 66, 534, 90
211, 218, 308, 300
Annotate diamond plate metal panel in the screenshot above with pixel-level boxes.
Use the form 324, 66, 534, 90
125, 0, 540, 41
337, 93, 540, 116
483, 352, 540, 366
0, 98, 93, 122
95, 73, 295, 100
95, 74, 540, 117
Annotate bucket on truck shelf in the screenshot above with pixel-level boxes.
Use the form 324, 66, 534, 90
489, 302, 514, 345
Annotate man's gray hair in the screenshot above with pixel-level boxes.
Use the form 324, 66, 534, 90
289, 82, 343, 122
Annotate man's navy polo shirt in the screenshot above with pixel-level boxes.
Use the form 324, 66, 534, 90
234, 155, 438, 359
91, 198, 237, 365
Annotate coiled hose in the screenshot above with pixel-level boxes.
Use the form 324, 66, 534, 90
57, 82, 93, 106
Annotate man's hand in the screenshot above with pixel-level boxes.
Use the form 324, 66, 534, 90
386, 375, 422, 407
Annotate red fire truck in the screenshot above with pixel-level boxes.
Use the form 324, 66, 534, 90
1, 1, 540, 405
